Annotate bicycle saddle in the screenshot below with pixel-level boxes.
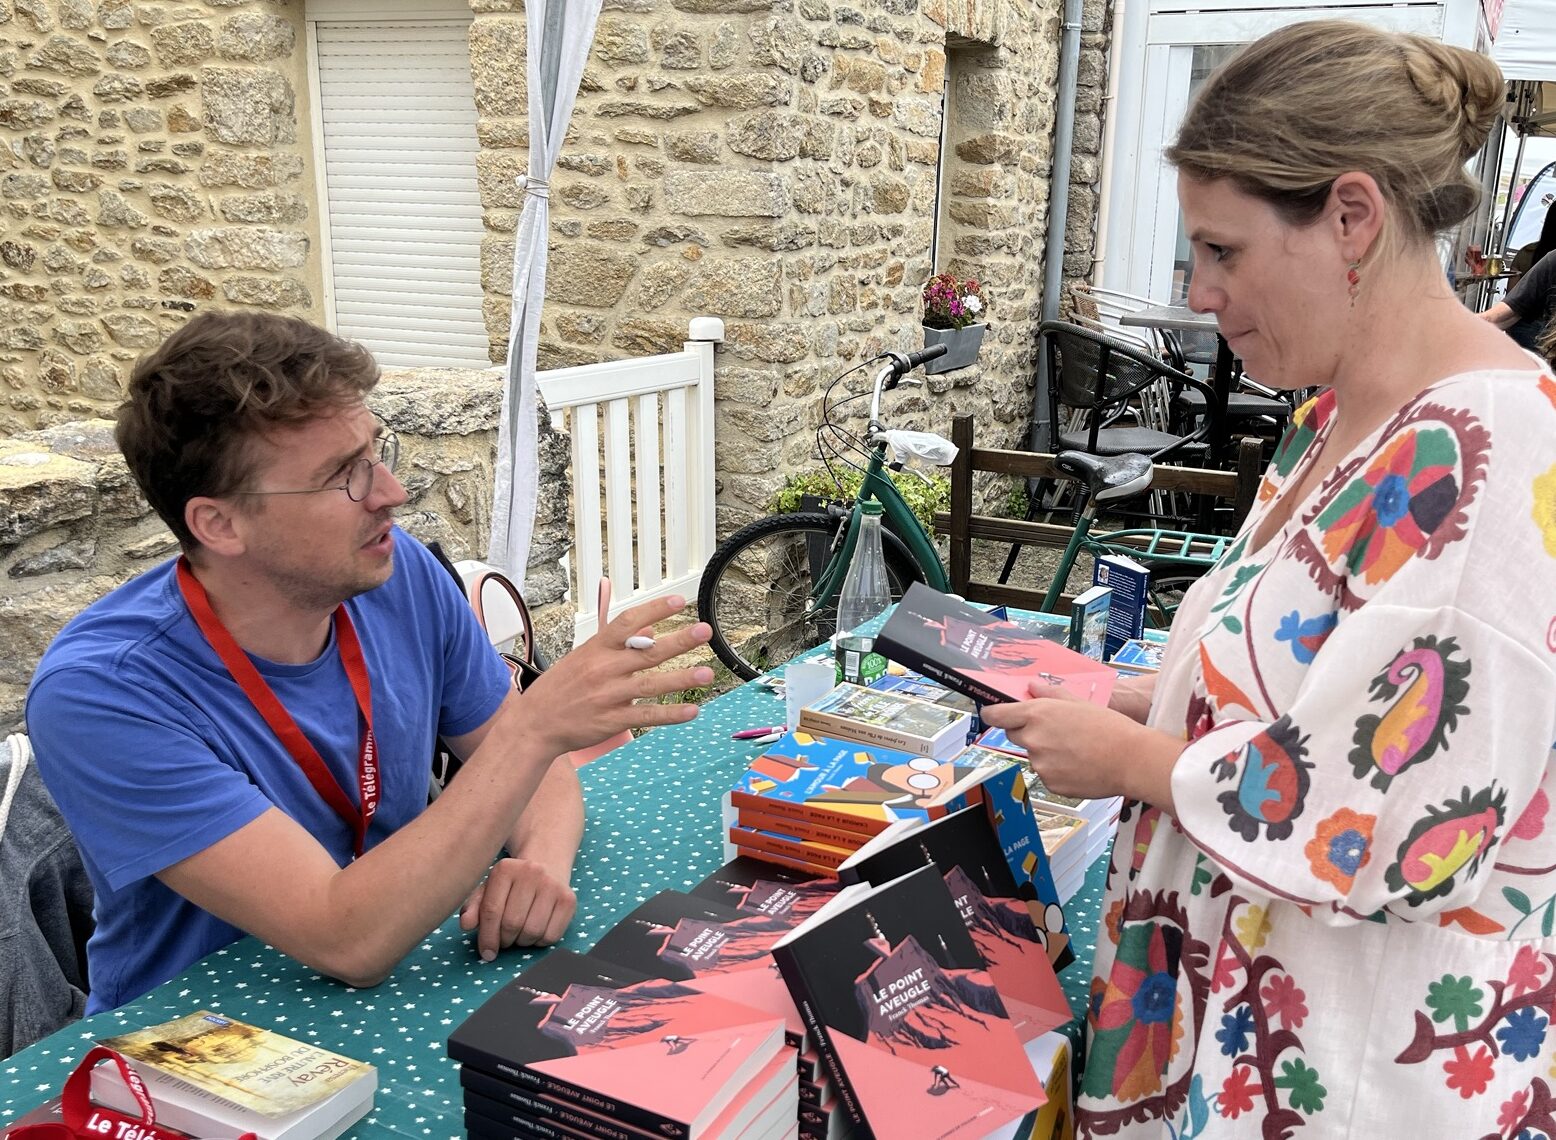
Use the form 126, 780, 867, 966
1053, 451, 1153, 505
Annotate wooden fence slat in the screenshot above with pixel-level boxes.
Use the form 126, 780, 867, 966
634, 391, 663, 592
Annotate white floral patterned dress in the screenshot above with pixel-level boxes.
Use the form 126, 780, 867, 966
1077, 369, 1556, 1138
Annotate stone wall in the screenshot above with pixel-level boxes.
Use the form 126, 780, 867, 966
0, 366, 573, 734
1063, 0, 1107, 286
0, 0, 322, 434
470, 0, 1065, 535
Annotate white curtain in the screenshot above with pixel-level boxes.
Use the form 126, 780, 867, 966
486, 0, 603, 580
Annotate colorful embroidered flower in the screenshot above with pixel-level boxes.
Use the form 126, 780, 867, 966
1495, 1006, 1549, 1062
1216, 1004, 1254, 1057
1348, 635, 1472, 793
1443, 1044, 1494, 1099
1498, 1088, 1530, 1135
1216, 716, 1314, 842
1082, 920, 1186, 1102
1274, 609, 1337, 664
1218, 1066, 1258, 1118
1211, 944, 1239, 994
1316, 425, 1465, 584
1426, 975, 1486, 1027
1235, 904, 1272, 952
1509, 945, 1550, 997
1511, 790, 1550, 842
1386, 785, 1506, 903
1534, 462, 1556, 559
1261, 973, 1309, 1030
1274, 1057, 1327, 1115
1304, 808, 1376, 893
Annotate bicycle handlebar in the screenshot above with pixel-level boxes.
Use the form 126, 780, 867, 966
881, 343, 948, 378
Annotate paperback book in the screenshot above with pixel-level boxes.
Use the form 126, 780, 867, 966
727, 730, 999, 837
687, 855, 841, 927
798, 682, 972, 759
446, 949, 786, 1139
770, 865, 1047, 1140
587, 890, 806, 1048
874, 583, 1116, 706
1093, 554, 1149, 658
834, 804, 1071, 1042
96, 1011, 373, 1120
1110, 637, 1167, 674
1067, 585, 1111, 660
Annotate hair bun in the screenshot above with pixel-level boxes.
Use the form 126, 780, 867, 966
1400, 38, 1505, 159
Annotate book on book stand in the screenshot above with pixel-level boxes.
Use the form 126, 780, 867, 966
91, 1011, 375, 1140
447, 949, 789, 1140
770, 864, 1047, 1140
834, 804, 1071, 1043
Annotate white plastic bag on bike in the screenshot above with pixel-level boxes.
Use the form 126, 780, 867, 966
879, 429, 957, 471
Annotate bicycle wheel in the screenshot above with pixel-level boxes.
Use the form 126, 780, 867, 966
698, 512, 925, 680
1147, 568, 1207, 629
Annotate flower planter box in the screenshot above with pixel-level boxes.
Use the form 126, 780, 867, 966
921, 322, 986, 373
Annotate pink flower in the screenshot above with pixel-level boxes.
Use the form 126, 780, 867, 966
1260, 973, 1309, 1029
1443, 1045, 1494, 1099
1508, 944, 1550, 997
1498, 1087, 1530, 1134
1211, 944, 1239, 993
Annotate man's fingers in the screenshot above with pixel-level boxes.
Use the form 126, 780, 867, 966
634, 664, 715, 702
543, 892, 577, 945
604, 594, 689, 645
458, 887, 481, 932
477, 877, 514, 961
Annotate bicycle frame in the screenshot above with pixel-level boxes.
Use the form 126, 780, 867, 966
807, 365, 950, 615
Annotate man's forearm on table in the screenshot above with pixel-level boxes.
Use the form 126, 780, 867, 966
504, 756, 585, 879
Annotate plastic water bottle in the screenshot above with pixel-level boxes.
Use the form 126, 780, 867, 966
836, 501, 892, 640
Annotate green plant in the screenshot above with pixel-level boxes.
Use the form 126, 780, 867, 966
769, 467, 950, 535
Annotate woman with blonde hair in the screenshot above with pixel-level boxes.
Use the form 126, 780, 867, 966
983, 20, 1556, 1137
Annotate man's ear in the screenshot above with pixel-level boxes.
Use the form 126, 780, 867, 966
185, 495, 248, 558
1330, 171, 1387, 262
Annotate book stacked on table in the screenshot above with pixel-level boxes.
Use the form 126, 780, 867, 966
449, 949, 794, 1140
723, 728, 1004, 874
797, 682, 973, 759
835, 804, 1072, 1044
580, 862, 849, 1140
90, 1011, 376, 1140
771, 864, 1049, 1140
976, 729, 1119, 903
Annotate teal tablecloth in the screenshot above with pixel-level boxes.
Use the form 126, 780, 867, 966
0, 669, 1110, 1138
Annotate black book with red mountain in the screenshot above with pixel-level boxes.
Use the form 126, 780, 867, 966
587, 890, 808, 1050
770, 864, 1046, 1140
687, 855, 841, 926
446, 949, 785, 1140
835, 804, 1072, 1043
875, 582, 1116, 705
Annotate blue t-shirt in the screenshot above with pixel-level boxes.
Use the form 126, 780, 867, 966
25, 529, 512, 1013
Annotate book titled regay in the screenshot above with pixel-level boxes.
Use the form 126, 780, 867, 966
875, 582, 1117, 706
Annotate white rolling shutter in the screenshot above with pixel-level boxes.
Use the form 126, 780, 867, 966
314, 19, 490, 368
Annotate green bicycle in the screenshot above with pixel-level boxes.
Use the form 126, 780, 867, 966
697, 348, 1234, 681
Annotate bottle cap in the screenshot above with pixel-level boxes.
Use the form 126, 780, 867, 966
860, 500, 883, 516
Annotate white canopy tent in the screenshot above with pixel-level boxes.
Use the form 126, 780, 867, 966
486, 0, 604, 585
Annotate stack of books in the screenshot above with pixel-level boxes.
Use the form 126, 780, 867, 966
449, 949, 794, 1140
89, 1011, 376, 1140
771, 864, 1049, 1139
976, 728, 1120, 903
724, 728, 1006, 873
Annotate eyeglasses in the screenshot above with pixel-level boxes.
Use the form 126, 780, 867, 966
238, 430, 400, 504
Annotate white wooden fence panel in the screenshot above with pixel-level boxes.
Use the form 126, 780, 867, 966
536, 320, 723, 644
634, 392, 663, 593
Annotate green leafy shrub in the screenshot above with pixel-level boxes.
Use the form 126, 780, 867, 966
769, 467, 950, 535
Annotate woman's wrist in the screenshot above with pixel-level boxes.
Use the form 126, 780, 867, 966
1119, 723, 1183, 813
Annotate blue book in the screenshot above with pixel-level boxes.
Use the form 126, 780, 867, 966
1093, 553, 1148, 657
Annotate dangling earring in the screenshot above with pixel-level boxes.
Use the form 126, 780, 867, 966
1346, 259, 1362, 307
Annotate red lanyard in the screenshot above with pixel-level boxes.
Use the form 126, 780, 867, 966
176, 559, 379, 858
